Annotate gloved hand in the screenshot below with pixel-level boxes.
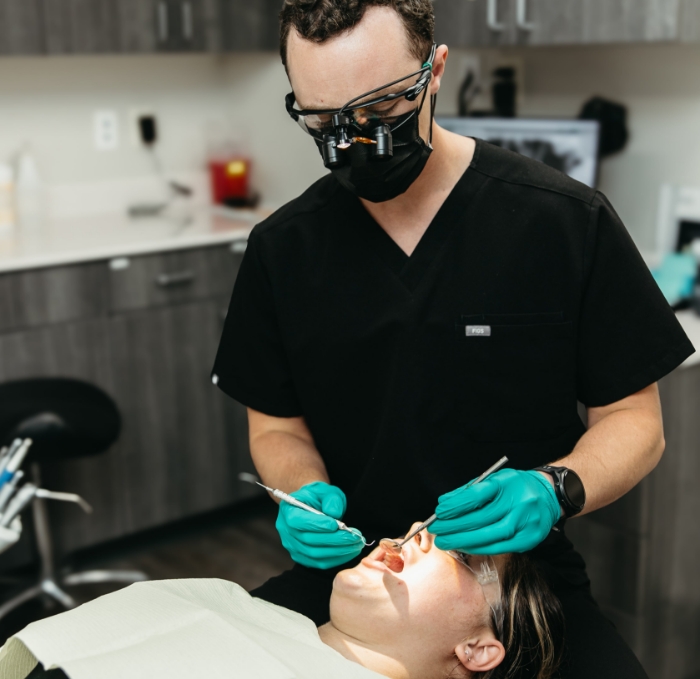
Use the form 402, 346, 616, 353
429, 469, 561, 555
276, 481, 365, 569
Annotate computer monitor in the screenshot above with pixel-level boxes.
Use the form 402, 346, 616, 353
436, 117, 601, 188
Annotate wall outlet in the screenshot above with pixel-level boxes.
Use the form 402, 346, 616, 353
93, 110, 119, 151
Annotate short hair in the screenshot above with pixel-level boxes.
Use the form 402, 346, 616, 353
278, 0, 435, 70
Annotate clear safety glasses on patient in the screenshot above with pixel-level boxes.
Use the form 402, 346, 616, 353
285, 43, 437, 169
448, 551, 504, 639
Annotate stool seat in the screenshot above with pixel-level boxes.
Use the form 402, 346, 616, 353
0, 377, 146, 622
0, 378, 121, 463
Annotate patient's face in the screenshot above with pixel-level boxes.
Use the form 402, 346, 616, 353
330, 525, 492, 651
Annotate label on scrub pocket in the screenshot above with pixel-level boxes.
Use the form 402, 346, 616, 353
465, 325, 491, 337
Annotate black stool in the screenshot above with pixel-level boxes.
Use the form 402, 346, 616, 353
0, 378, 147, 620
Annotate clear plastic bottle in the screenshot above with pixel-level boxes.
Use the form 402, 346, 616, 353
15, 144, 46, 232
0, 163, 15, 233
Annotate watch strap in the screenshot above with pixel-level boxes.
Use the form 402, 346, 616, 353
534, 465, 585, 518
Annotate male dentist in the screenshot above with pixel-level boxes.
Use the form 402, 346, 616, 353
213, 1, 694, 677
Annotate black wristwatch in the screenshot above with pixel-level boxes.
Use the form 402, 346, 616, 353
534, 465, 586, 518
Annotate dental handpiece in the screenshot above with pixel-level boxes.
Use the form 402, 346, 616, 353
396, 455, 510, 548
0, 470, 25, 515
0, 483, 37, 527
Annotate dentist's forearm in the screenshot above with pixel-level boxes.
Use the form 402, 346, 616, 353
548, 384, 664, 517
247, 408, 330, 499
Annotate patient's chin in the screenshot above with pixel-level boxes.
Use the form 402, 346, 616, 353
333, 568, 366, 592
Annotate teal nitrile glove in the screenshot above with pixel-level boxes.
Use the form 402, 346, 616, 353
429, 469, 561, 555
275, 481, 365, 569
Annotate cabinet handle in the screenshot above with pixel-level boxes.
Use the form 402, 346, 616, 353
516, 0, 535, 30
182, 1, 194, 42
157, 1, 169, 43
155, 270, 195, 287
487, 0, 506, 31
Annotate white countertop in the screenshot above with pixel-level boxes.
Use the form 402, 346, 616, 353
2, 204, 698, 373
674, 310, 700, 369
0, 206, 263, 274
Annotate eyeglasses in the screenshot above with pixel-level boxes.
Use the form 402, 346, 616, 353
284, 43, 437, 141
448, 551, 504, 640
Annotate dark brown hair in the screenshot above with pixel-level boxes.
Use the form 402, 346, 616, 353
278, 0, 435, 70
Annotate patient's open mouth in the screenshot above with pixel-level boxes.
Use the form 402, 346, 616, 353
379, 539, 405, 573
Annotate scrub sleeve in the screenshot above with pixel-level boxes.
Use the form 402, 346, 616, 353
212, 139, 694, 679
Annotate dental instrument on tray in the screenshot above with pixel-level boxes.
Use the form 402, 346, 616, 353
0, 483, 92, 529
0, 438, 28, 485
0, 470, 25, 515
238, 472, 374, 546
381, 455, 510, 555
0, 438, 32, 487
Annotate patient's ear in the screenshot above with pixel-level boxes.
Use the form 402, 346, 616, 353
454, 634, 505, 673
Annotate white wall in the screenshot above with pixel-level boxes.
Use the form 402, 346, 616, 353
1, 42, 700, 248
438, 43, 700, 251
0, 52, 325, 212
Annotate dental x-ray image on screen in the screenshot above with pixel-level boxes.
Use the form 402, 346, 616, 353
436, 117, 601, 188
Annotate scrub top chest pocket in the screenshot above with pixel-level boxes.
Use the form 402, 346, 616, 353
455, 312, 577, 442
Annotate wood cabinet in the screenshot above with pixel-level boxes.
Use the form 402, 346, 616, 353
435, 0, 518, 48
0, 0, 43, 55
42, 0, 120, 55
434, 0, 687, 47
0, 240, 261, 563
566, 363, 700, 679
2, 0, 270, 55
219, 0, 279, 51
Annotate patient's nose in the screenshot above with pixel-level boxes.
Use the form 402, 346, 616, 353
406, 524, 433, 553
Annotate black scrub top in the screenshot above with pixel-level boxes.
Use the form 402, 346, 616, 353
212, 137, 694, 541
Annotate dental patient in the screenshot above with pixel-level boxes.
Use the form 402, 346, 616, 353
0, 525, 564, 679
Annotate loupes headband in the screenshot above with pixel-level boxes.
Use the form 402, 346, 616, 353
285, 43, 438, 167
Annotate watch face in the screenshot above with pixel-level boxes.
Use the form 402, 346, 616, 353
563, 471, 586, 508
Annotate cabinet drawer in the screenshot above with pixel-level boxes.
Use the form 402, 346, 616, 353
108, 242, 246, 312
0, 262, 107, 332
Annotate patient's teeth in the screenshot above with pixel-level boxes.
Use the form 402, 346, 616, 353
380, 539, 405, 573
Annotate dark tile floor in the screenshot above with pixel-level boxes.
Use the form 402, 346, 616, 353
0, 498, 292, 645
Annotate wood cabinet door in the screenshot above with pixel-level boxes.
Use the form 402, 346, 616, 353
104, 299, 249, 541
0, 0, 43, 54
581, 0, 680, 44
434, 0, 518, 48
220, 0, 278, 51
140, 0, 222, 52
42, 0, 121, 54
512, 0, 585, 45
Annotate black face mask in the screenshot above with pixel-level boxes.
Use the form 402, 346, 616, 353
315, 93, 435, 203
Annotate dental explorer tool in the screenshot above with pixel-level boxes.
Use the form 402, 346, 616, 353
238, 473, 373, 545
394, 456, 510, 548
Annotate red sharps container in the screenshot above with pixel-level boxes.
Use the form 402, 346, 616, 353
209, 156, 251, 207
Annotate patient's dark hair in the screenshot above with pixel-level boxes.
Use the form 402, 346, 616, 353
469, 554, 565, 679
278, 0, 435, 70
